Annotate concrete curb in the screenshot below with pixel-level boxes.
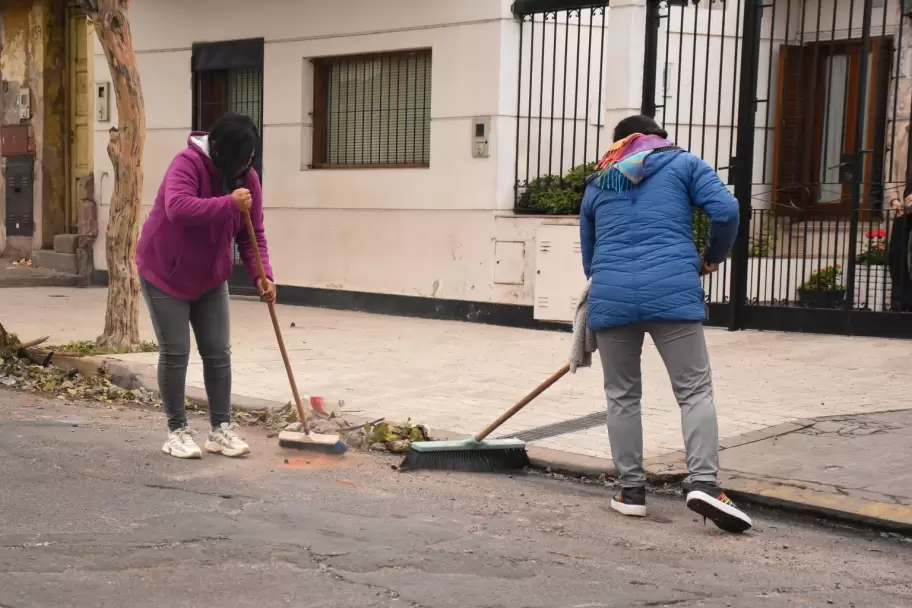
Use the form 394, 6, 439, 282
720, 415, 911, 534
0, 274, 83, 288
47, 354, 911, 534
721, 472, 912, 534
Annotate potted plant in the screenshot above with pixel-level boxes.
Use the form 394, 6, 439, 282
798, 264, 846, 308
854, 228, 888, 311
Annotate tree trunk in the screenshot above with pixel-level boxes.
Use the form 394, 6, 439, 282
83, 1, 145, 349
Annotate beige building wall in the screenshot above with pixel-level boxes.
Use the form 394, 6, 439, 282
91, 0, 559, 307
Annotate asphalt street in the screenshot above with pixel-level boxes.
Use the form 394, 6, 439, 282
1, 389, 910, 608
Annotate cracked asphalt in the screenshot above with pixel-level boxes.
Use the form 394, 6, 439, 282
1, 389, 910, 608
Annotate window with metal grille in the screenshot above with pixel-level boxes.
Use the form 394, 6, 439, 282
193, 67, 264, 269
192, 67, 264, 177
311, 50, 432, 168
191, 38, 265, 285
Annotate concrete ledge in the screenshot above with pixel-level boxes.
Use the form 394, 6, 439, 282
53, 234, 78, 255
34, 251, 77, 274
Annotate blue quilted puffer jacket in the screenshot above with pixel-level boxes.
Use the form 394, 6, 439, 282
580, 148, 739, 331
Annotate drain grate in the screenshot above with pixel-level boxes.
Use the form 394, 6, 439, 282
499, 410, 605, 442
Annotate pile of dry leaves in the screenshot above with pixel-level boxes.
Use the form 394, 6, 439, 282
0, 355, 160, 406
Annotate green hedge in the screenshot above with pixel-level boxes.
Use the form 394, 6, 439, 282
517, 161, 713, 250
515, 162, 597, 216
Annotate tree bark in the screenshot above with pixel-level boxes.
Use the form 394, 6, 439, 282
82, 0, 145, 349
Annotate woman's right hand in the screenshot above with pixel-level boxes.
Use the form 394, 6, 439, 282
232, 188, 252, 213
699, 254, 719, 276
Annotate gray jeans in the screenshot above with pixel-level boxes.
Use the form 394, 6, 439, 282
596, 322, 719, 488
141, 279, 232, 431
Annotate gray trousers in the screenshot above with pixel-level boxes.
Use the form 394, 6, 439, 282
596, 322, 719, 488
141, 279, 232, 431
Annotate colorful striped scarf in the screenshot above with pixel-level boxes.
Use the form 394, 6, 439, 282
593, 133, 675, 192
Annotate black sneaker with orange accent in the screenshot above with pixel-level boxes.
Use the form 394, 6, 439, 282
610, 486, 647, 517
686, 482, 752, 533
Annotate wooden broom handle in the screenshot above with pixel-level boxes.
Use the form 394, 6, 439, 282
243, 210, 310, 434
474, 362, 571, 442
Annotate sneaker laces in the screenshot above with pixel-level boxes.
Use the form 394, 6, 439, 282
175, 427, 197, 445
218, 422, 242, 441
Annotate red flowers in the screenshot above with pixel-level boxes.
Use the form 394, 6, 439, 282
857, 227, 888, 265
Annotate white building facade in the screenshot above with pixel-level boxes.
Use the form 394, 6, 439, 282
91, 0, 644, 325
89, 0, 912, 332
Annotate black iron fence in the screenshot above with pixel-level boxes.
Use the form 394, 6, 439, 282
512, 2, 609, 214
643, 0, 912, 338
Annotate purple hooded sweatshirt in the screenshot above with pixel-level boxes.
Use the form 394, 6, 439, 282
136, 132, 273, 301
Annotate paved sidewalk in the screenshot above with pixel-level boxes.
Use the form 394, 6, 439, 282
3, 286, 909, 465
720, 410, 912, 531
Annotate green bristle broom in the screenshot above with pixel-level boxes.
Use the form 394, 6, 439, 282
400, 362, 570, 473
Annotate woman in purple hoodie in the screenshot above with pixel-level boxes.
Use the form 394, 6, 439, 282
136, 112, 274, 460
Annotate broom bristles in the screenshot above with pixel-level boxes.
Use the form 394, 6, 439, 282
278, 430, 348, 455
278, 438, 348, 454
400, 445, 530, 472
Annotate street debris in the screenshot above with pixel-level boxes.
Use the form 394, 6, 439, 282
236, 400, 430, 452
0, 323, 431, 454
235, 403, 429, 454
0, 355, 159, 406
0, 356, 429, 453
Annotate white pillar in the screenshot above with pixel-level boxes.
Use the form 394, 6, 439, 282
887, 6, 912, 204
602, 0, 649, 138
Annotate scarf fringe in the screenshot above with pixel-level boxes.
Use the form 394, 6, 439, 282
594, 166, 632, 192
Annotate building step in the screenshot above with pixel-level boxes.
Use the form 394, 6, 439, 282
34, 250, 77, 275
53, 233, 78, 255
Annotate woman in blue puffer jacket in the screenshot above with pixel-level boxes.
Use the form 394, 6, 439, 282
580, 115, 751, 533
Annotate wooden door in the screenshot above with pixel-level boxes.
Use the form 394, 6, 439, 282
773, 38, 892, 217
67, 10, 93, 231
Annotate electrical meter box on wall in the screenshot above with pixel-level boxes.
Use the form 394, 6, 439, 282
472, 117, 490, 158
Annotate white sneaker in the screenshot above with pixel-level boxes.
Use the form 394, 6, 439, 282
162, 428, 202, 459
205, 422, 251, 458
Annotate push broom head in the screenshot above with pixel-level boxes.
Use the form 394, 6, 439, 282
399, 437, 529, 473
278, 430, 348, 455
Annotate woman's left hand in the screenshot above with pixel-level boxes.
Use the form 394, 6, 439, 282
257, 277, 277, 304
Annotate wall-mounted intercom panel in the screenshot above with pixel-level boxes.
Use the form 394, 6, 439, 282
97, 82, 111, 122
472, 116, 491, 158
18, 89, 30, 121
